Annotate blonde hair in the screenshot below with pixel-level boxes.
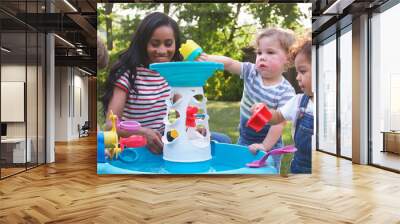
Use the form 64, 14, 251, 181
289, 35, 312, 64
254, 27, 295, 54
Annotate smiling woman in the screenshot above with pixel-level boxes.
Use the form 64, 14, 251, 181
101, 12, 183, 154
147, 26, 176, 63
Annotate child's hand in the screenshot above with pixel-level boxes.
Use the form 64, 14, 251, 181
250, 103, 264, 113
249, 143, 266, 155
196, 53, 208, 62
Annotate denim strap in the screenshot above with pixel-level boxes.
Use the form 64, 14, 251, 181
294, 94, 310, 137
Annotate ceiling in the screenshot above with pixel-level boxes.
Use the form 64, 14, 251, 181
0, 0, 97, 75
311, 0, 390, 42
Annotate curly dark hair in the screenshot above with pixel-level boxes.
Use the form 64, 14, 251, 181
289, 35, 311, 64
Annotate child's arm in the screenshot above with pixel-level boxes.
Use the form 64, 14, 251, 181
198, 53, 241, 75
269, 109, 286, 125
263, 122, 285, 149
248, 122, 285, 154
250, 103, 286, 125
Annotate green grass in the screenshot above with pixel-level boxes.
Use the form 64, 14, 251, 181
207, 101, 241, 141
207, 100, 293, 144
97, 100, 293, 145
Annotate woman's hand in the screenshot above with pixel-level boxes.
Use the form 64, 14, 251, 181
249, 143, 266, 155
140, 127, 163, 154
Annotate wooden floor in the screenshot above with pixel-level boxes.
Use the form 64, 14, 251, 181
1, 135, 400, 223
372, 150, 400, 171
1, 167, 25, 177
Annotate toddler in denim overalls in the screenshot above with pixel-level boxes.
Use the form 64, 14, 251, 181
290, 94, 313, 173
261, 36, 313, 174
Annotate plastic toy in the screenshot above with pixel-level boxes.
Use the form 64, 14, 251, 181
279, 153, 294, 177
98, 111, 143, 161
195, 114, 206, 119
120, 135, 147, 151
246, 145, 297, 168
97, 132, 105, 163
186, 106, 199, 128
168, 109, 180, 123
166, 129, 179, 142
179, 40, 203, 61
106, 119, 141, 132
246, 103, 272, 132
102, 111, 122, 160
150, 61, 223, 162
98, 62, 288, 174
118, 120, 140, 132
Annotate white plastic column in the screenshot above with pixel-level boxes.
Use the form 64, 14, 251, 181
162, 87, 211, 162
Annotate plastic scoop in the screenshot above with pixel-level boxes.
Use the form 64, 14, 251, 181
120, 135, 147, 151
246, 145, 297, 168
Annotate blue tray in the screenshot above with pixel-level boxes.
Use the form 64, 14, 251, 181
98, 142, 279, 174
149, 62, 224, 87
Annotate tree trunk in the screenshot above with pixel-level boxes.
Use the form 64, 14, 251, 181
105, 3, 113, 50
228, 3, 242, 44
164, 3, 171, 16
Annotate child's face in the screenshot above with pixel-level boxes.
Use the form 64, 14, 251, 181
294, 53, 312, 96
255, 36, 288, 79
147, 25, 176, 63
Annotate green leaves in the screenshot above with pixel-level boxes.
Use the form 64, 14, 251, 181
97, 3, 306, 101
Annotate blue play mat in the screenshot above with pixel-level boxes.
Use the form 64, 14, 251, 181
149, 62, 224, 87
97, 142, 279, 174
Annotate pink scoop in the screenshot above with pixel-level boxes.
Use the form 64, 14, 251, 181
246, 145, 297, 168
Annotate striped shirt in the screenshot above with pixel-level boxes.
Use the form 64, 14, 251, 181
240, 62, 295, 119
115, 67, 170, 133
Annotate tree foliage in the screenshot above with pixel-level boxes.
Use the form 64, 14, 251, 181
97, 3, 308, 101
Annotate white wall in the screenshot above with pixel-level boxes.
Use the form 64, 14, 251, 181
54, 66, 89, 141
55, 66, 68, 141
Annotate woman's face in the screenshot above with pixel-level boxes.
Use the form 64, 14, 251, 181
147, 25, 176, 63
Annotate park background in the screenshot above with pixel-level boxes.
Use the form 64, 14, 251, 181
97, 2, 311, 144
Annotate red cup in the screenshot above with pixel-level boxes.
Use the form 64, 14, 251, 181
246, 104, 272, 132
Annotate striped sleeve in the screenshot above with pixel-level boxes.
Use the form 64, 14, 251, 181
277, 80, 296, 108
115, 72, 131, 93
240, 62, 256, 80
